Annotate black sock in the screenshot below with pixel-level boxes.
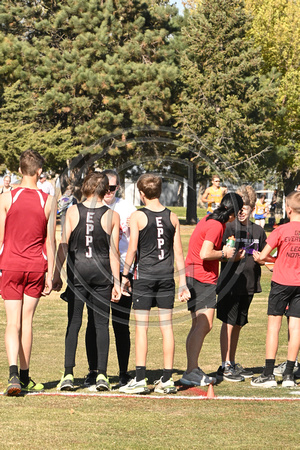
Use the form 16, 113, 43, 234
264, 359, 275, 376
136, 366, 146, 382
9, 365, 18, 378
162, 369, 173, 383
20, 369, 29, 385
283, 360, 295, 376
64, 367, 74, 377
97, 371, 107, 378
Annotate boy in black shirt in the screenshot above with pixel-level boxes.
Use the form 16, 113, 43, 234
216, 186, 267, 382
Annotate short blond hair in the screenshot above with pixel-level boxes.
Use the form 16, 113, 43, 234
286, 191, 300, 214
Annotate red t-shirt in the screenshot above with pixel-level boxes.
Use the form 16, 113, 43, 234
0, 187, 48, 272
267, 221, 300, 286
185, 216, 225, 284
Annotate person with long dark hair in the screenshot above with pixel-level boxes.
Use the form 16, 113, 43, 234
53, 172, 121, 391
180, 193, 244, 387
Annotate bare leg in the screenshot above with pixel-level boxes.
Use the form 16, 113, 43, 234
134, 310, 150, 367
19, 294, 40, 370
186, 308, 214, 372
229, 325, 242, 362
265, 315, 282, 359
158, 309, 174, 370
287, 317, 300, 362
220, 322, 234, 362
4, 300, 23, 366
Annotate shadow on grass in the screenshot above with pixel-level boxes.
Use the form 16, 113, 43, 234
41, 367, 265, 392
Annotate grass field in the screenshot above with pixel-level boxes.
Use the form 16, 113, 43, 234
0, 213, 299, 449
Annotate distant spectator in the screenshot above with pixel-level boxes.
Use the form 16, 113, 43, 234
269, 189, 278, 227
201, 175, 227, 215
270, 190, 277, 213
37, 173, 55, 196
0, 175, 12, 194
254, 194, 269, 228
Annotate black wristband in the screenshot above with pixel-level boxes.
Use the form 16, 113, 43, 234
121, 273, 130, 279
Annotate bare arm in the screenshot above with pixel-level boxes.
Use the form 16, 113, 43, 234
171, 213, 190, 302
121, 211, 141, 295
122, 211, 142, 274
0, 195, 7, 249
52, 205, 76, 291
109, 210, 121, 302
0, 192, 12, 248
253, 244, 276, 264
201, 188, 209, 204
42, 196, 57, 295
200, 240, 235, 260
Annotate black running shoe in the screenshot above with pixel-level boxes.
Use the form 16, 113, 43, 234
119, 373, 132, 387
4, 375, 21, 396
251, 373, 277, 388
216, 365, 244, 382
96, 374, 111, 391
234, 363, 254, 378
83, 371, 97, 387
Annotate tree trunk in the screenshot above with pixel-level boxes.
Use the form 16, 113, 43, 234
282, 167, 300, 196
186, 162, 197, 224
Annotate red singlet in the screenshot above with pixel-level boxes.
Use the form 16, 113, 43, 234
0, 187, 48, 272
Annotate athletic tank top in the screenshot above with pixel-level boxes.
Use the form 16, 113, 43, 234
207, 186, 223, 213
0, 187, 48, 272
67, 203, 112, 286
255, 199, 267, 216
0, 186, 12, 194
136, 208, 175, 280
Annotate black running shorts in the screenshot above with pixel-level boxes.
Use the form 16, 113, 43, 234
132, 278, 175, 310
186, 277, 216, 313
217, 291, 254, 327
268, 281, 300, 318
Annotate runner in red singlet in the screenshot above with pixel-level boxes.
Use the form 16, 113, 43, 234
0, 149, 56, 396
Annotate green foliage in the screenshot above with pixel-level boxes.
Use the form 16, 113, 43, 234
0, 82, 80, 172
245, 0, 300, 191
176, 0, 278, 183
0, 0, 182, 172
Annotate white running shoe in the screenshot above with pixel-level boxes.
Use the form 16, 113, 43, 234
154, 377, 177, 394
119, 377, 150, 394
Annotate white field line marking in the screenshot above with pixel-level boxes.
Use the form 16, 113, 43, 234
1, 391, 300, 401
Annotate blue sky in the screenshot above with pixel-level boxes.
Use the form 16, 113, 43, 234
174, 0, 184, 13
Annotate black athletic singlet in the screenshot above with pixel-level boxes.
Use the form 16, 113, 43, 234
136, 207, 175, 280
67, 203, 112, 286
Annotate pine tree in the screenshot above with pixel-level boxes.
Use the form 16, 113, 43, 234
0, 0, 182, 172
176, 0, 278, 187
